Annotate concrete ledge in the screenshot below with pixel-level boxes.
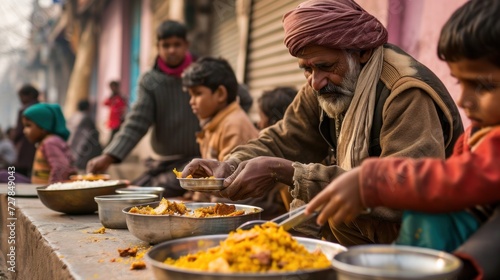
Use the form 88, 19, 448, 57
1, 194, 154, 279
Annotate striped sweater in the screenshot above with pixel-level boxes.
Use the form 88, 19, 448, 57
104, 66, 201, 161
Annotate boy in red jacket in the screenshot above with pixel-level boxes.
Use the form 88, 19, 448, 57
306, 0, 500, 278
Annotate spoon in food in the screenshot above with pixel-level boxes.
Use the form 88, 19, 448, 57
237, 204, 318, 231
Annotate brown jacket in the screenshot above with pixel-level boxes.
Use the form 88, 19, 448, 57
197, 102, 258, 161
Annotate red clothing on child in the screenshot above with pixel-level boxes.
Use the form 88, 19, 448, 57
104, 95, 127, 130
360, 125, 500, 213
360, 126, 500, 280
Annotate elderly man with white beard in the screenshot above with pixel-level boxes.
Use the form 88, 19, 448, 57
182, 0, 463, 246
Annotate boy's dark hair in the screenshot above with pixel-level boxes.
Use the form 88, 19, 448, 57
258, 87, 297, 126
438, 0, 500, 67
157, 20, 188, 41
18, 84, 39, 99
109, 81, 119, 87
182, 57, 238, 104
77, 100, 90, 111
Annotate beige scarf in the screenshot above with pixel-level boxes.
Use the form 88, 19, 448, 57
336, 46, 384, 170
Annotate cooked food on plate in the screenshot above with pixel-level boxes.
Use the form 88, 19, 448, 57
164, 222, 331, 273
173, 168, 214, 179
128, 198, 245, 217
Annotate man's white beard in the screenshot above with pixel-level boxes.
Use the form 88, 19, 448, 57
317, 54, 361, 118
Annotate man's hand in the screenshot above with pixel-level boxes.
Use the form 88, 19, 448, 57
181, 159, 235, 179
220, 156, 294, 200
86, 154, 116, 174
305, 166, 365, 226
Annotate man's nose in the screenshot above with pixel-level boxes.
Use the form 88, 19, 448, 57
309, 71, 327, 91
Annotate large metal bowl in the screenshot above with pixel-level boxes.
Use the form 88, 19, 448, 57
146, 234, 347, 280
123, 202, 263, 244
36, 180, 129, 215
331, 245, 462, 280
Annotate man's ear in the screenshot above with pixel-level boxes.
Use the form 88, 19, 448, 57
216, 85, 228, 103
359, 49, 374, 64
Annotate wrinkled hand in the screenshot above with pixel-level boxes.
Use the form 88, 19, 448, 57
220, 156, 294, 201
181, 159, 234, 179
86, 154, 116, 174
305, 166, 365, 226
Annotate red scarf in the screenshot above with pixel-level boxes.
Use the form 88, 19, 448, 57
156, 52, 193, 77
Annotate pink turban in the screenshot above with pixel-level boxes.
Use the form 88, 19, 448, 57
283, 0, 388, 56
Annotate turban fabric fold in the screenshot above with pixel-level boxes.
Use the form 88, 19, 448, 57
23, 103, 70, 141
283, 0, 388, 56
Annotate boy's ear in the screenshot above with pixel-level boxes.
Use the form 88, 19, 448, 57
215, 85, 228, 103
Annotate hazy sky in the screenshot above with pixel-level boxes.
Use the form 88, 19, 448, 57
0, 0, 33, 75
0, 0, 34, 129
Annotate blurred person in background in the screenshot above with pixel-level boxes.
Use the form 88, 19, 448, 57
256, 86, 298, 213
257, 86, 298, 130
67, 100, 102, 171
103, 80, 127, 145
6, 127, 16, 143
0, 128, 16, 170
13, 84, 39, 177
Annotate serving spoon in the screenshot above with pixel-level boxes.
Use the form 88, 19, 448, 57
237, 204, 318, 231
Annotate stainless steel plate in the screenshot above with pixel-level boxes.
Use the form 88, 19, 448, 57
178, 178, 225, 191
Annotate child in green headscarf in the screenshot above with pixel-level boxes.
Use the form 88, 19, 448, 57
22, 103, 77, 184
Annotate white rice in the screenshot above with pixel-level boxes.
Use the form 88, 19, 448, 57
46, 180, 121, 190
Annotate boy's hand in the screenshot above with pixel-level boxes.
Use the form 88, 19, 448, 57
305, 166, 365, 226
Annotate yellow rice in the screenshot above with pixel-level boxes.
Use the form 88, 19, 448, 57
164, 222, 331, 273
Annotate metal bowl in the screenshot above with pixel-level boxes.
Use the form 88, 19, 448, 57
178, 178, 225, 191
36, 180, 129, 215
123, 202, 263, 244
94, 194, 159, 229
116, 186, 165, 200
146, 234, 347, 280
331, 245, 463, 280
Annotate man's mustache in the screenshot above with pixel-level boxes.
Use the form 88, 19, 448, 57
317, 83, 344, 96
